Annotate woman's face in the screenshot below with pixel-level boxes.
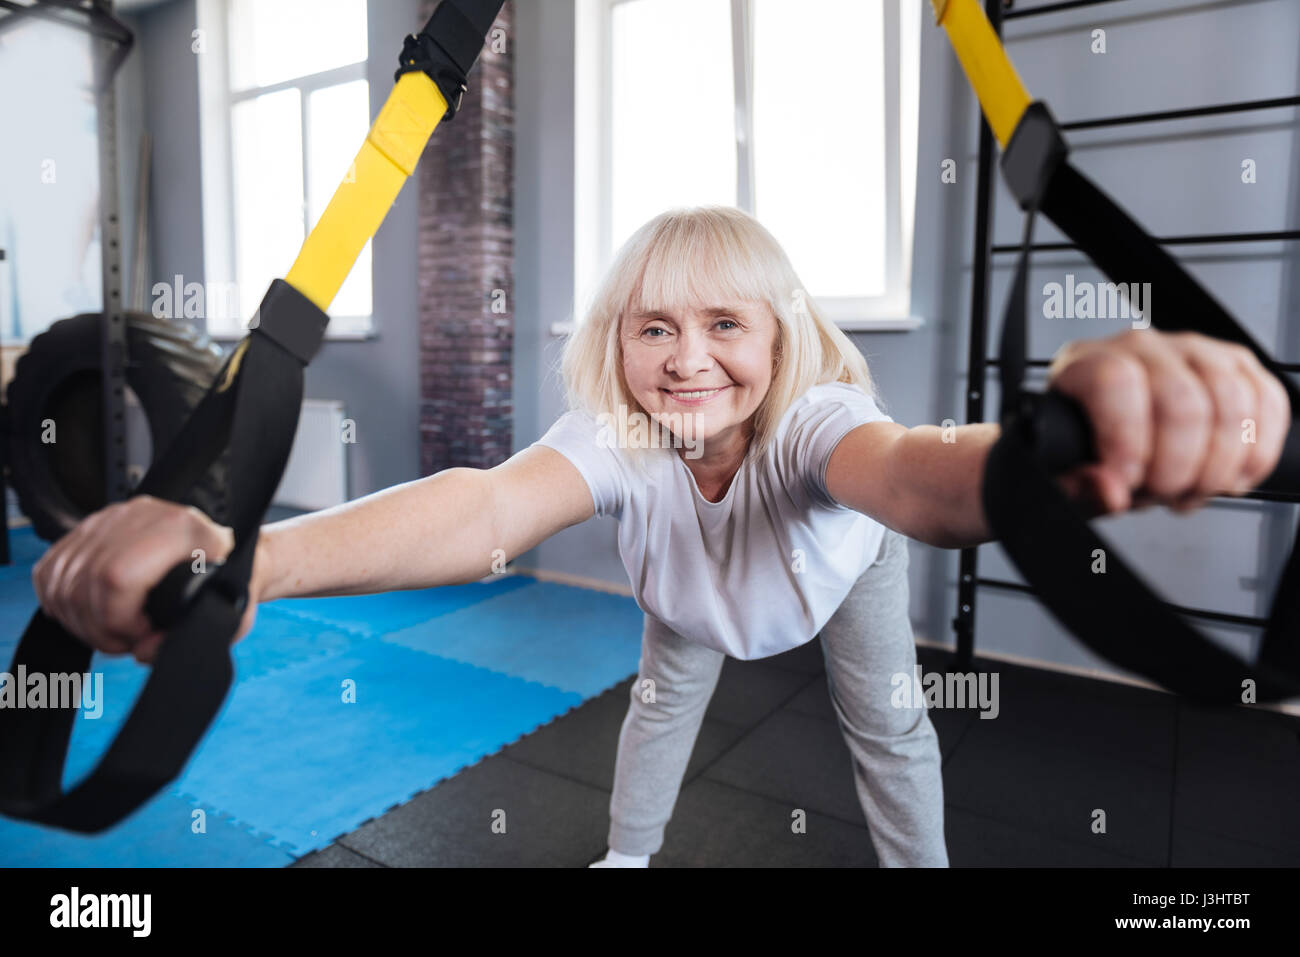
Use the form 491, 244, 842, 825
621, 299, 779, 456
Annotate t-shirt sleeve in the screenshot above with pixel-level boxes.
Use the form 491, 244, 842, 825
529, 410, 628, 519
784, 383, 894, 511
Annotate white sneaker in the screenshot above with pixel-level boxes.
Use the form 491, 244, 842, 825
588, 848, 650, 868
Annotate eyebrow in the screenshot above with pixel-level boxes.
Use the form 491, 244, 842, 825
629, 306, 746, 321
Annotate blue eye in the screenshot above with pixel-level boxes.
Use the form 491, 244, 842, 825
716, 319, 738, 331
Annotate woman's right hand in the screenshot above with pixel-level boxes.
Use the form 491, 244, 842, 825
31, 495, 263, 665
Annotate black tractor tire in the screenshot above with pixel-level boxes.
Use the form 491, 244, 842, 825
5, 311, 232, 542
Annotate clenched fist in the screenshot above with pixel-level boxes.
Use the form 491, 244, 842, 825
1047, 329, 1292, 517
31, 496, 262, 664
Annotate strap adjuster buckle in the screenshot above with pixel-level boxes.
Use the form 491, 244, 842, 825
393, 1, 486, 121
1000, 101, 1069, 212
248, 279, 328, 366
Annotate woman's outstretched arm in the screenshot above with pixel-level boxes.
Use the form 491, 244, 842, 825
261, 446, 594, 599
825, 418, 999, 550
827, 329, 1291, 551
33, 446, 595, 661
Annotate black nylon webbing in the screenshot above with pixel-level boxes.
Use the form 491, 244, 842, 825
0, 0, 506, 834
1041, 163, 1300, 407
0, 310, 304, 830
984, 144, 1300, 705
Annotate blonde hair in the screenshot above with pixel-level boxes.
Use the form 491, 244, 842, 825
557, 206, 881, 471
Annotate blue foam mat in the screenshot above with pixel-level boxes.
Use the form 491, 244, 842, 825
266, 575, 536, 636
0, 527, 641, 865
168, 643, 582, 853
0, 526, 50, 568
0, 790, 297, 867
383, 580, 644, 697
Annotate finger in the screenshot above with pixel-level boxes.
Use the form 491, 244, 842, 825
45, 529, 98, 645
87, 556, 158, 650
99, 516, 208, 626
1047, 342, 1153, 492
32, 519, 129, 651
131, 632, 165, 665
1168, 489, 1214, 515
1114, 330, 1215, 503
1166, 333, 1256, 504
91, 531, 195, 648
1083, 463, 1134, 515
62, 531, 120, 649
38, 534, 79, 614
31, 546, 53, 603
31, 540, 75, 623
32, 546, 57, 615
1130, 489, 1162, 511
1056, 464, 1131, 517
58, 505, 152, 649
83, 509, 182, 648
95, 634, 133, 656
59, 507, 145, 650
43, 565, 131, 655
46, 502, 170, 650
1231, 348, 1292, 493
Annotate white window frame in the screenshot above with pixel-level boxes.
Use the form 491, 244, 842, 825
572, 0, 921, 335
196, 0, 374, 340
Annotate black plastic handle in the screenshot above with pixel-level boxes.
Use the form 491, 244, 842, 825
144, 559, 243, 633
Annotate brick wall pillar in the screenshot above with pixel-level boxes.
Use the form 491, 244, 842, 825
418, 0, 514, 474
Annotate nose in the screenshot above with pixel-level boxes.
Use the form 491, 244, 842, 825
664, 329, 715, 379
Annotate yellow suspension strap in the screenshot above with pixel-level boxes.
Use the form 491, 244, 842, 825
284, 71, 446, 312
929, 0, 1030, 149
0, 0, 506, 833
216, 14, 465, 387
933, 0, 1300, 703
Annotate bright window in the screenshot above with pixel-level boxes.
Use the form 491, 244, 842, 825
576, 0, 922, 328
201, 0, 372, 337
608, 0, 736, 249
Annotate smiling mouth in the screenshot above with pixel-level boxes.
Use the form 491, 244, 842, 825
662, 387, 729, 402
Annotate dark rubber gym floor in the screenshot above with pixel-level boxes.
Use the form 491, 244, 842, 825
290, 642, 1300, 868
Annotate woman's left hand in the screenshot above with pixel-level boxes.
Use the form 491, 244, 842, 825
1045, 329, 1291, 517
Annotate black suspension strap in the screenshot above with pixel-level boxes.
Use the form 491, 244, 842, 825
0, 0, 506, 833
937, 21, 1300, 704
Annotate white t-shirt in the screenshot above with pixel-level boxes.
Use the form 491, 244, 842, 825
530, 381, 896, 660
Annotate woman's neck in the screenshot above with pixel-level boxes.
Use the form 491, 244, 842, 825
679, 424, 753, 502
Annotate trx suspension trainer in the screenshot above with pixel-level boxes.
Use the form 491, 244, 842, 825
934, 0, 1300, 704
0, 0, 506, 833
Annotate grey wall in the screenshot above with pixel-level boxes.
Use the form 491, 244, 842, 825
512, 0, 626, 582
512, 0, 1300, 693
137, 0, 205, 309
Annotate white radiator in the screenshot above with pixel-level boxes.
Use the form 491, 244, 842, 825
272, 399, 349, 510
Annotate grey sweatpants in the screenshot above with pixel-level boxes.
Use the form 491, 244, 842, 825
607, 526, 949, 866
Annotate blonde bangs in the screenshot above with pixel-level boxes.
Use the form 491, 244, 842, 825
627, 210, 781, 321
